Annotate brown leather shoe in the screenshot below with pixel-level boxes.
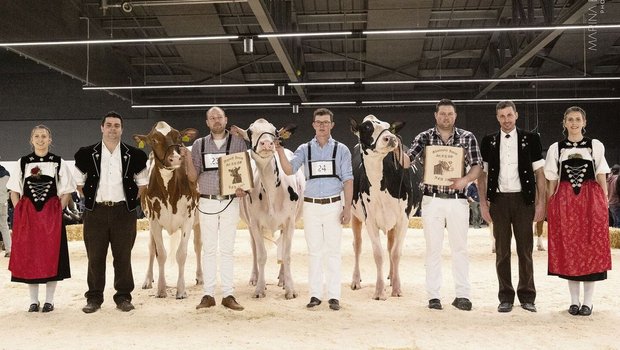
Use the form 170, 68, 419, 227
196, 295, 216, 309
221, 295, 244, 311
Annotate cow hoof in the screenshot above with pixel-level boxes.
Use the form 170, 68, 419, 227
351, 282, 361, 290
142, 284, 152, 290
253, 292, 266, 298
373, 293, 387, 301
249, 279, 257, 286
156, 293, 167, 298
391, 291, 403, 297
285, 292, 297, 300
195, 279, 204, 286
176, 293, 187, 300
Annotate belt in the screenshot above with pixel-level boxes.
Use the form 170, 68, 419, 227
200, 194, 233, 200
423, 191, 466, 199
96, 201, 126, 207
304, 196, 341, 205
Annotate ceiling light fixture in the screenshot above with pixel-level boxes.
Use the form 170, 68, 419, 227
362, 97, 620, 105
83, 83, 274, 90
257, 32, 354, 38
132, 102, 291, 108
300, 101, 357, 106
362, 77, 620, 85
0, 35, 239, 47
288, 82, 356, 86
363, 24, 620, 36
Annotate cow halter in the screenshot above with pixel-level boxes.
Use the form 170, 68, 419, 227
251, 131, 278, 154
153, 143, 182, 170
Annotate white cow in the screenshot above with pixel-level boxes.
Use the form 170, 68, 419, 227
232, 119, 304, 299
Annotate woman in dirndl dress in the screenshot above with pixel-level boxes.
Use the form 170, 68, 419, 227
544, 106, 611, 316
7, 125, 76, 313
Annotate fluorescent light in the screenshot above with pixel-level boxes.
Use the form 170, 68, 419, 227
257, 32, 353, 38
300, 101, 357, 106
132, 102, 290, 108
289, 82, 356, 86
363, 77, 620, 85
362, 97, 620, 105
364, 24, 620, 35
83, 83, 274, 90
0, 35, 239, 47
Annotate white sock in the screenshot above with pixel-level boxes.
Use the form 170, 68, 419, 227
568, 280, 580, 306
583, 281, 595, 309
45, 281, 57, 305
29, 284, 39, 305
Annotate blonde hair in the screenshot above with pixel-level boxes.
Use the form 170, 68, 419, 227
563, 106, 586, 122
30, 124, 53, 150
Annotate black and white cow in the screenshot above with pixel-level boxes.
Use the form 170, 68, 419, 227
232, 119, 304, 300
350, 115, 423, 300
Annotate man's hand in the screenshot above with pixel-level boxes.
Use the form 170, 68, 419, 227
341, 206, 351, 225
449, 177, 469, 191
235, 188, 247, 198
480, 201, 493, 224
533, 201, 545, 222
229, 125, 244, 137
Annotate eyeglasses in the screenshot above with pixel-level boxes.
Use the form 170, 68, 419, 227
313, 121, 333, 126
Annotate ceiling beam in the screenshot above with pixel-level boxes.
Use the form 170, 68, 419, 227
475, 0, 592, 98
246, 0, 307, 101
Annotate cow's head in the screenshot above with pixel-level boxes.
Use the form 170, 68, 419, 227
234, 118, 296, 160
350, 115, 404, 155
133, 121, 198, 169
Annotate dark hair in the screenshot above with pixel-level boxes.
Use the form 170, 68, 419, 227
313, 108, 334, 122
435, 98, 456, 113
101, 111, 124, 127
496, 100, 517, 113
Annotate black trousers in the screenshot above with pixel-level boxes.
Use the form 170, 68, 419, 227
83, 204, 137, 305
489, 193, 536, 304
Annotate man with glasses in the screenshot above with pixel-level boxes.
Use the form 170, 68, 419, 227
407, 99, 482, 311
276, 108, 353, 311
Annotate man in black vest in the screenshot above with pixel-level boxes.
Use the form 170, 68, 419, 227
478, 100, 545, 313
74, 112, 148, 313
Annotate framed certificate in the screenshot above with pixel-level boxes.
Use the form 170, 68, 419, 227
218, 151, 254, 195
423, 145, 465, 186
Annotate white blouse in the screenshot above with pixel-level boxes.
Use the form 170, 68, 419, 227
7, 155, 77, 196
544, 139, 610, 181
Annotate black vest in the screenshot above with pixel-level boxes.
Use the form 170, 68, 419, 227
480, 129, 543, 205
74, 142, 148, 211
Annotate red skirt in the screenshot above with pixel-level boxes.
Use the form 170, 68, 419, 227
9, 196, 63, 281
547, 180, 611, 278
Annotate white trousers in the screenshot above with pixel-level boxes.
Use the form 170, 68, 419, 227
0, 201, 10, 253
303, 201, 343, 300
421, 195, 471, 300
199, 198, 240, 297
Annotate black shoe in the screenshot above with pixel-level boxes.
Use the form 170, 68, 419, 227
82, 301, 101, 314
497, 302, 513, 313
328, 299, 340, 311
116, 300, 135, 312
452, 298, 472, 311
521, 302, 537, 312
428, 299, 442, 310
42, 303, 54, 313
579, 305, 592, 316
568, 304, 580, 316
306, 297, 322, 308
28, 303, 40, 313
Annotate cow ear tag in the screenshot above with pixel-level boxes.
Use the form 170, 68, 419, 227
138, 140, 145, 149
278, 128, 291, 140
182, 135, 190, 142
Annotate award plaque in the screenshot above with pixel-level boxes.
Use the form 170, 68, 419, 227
218, 151, 254, 195
423, 145, 465, 186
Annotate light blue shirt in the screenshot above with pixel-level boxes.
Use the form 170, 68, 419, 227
290, 137, 353, 198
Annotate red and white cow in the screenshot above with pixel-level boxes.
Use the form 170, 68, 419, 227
133, 121, 203, 299
350, 115, 422, 300
231, 118, 304, 299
